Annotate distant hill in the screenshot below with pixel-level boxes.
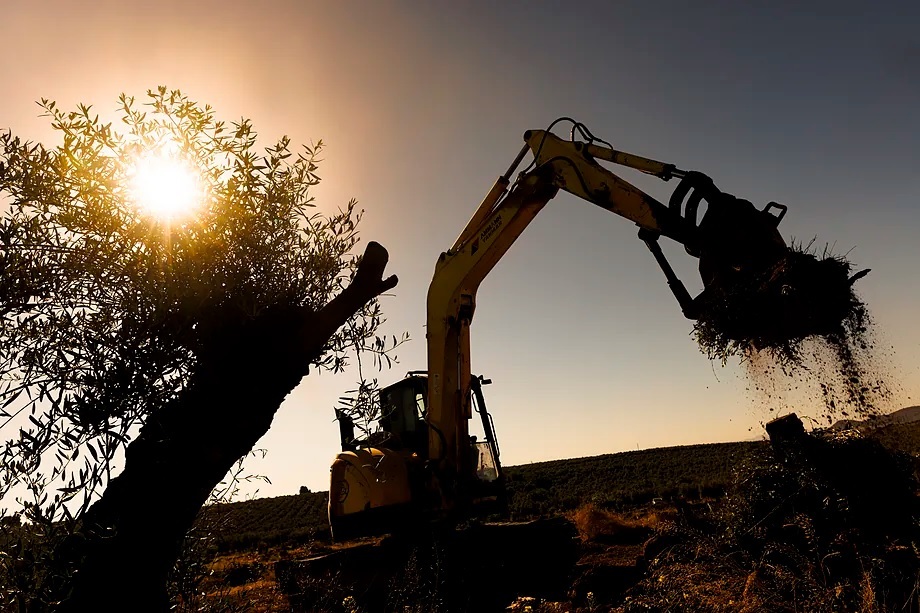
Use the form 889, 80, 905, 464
830, 406, 920, 431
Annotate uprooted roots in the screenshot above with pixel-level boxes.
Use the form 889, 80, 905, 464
693, 244, 868, 365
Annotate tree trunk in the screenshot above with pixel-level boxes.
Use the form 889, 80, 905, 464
59, 243, 397, 612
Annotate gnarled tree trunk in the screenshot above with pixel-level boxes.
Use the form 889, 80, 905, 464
59, 242, 397, 612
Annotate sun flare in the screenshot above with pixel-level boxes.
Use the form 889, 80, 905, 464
128, 152, 203, 220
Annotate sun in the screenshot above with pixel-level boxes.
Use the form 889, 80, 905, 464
128, 152, 203, 221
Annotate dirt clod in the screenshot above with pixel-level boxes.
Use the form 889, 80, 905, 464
694, 245, 865, 362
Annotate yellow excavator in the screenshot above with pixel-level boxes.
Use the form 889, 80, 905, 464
328, 119, 793, 540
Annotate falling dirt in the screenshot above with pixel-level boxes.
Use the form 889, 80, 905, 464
692, 242, 896, 425
740, 330, 897, 427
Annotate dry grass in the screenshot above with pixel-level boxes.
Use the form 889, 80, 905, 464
220, 579, 291, 612
644, 558, 749, 612
185, 545, 322, 612
860, 570, 879, 613
569, 503, 657, 543
207, 551, 264, 572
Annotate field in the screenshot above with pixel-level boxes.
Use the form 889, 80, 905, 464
178, 419, 920, 612
202, 439, 766, 555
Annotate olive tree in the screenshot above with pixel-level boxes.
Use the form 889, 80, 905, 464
0, 87, 400, 610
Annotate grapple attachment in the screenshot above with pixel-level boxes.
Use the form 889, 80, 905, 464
648, 172, 867, 354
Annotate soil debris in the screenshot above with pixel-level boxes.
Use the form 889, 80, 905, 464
693, 241, 891, 423
693, 242, 867, 363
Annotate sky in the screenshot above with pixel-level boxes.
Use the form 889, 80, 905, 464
2, 1, 919, 498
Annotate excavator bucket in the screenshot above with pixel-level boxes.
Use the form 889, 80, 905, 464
670, 173, 868, 358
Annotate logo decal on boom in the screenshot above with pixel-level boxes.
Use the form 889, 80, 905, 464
471, 214, 503, 256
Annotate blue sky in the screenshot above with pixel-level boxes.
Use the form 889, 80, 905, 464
2, 1, 918, 496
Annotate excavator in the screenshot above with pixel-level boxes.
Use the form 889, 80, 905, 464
328, 118, 796, 541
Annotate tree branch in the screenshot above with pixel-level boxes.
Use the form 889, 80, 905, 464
300, 241, 398, 354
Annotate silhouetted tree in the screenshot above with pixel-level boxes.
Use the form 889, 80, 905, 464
0, 87, 400, 611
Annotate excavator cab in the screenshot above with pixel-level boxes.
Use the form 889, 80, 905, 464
334, 375, 429, 455
377, 374, 429, 455
329, 379, 422, 540
330, 373, 503, 540
375, 373, 504, 485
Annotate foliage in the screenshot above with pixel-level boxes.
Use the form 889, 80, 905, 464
335, 378, 385, 443
692, 240, 868, 365
569, 503, 654, 544
0, 86, 401, 607
0, 85, 399, 517
0, 516, 74, 612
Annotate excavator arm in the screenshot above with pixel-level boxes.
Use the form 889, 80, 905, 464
425, 120, 787, 508
520, 129, 689, 239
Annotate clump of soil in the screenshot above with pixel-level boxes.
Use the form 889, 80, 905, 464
693, 243, 866, 363
692, 242, 890, 423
